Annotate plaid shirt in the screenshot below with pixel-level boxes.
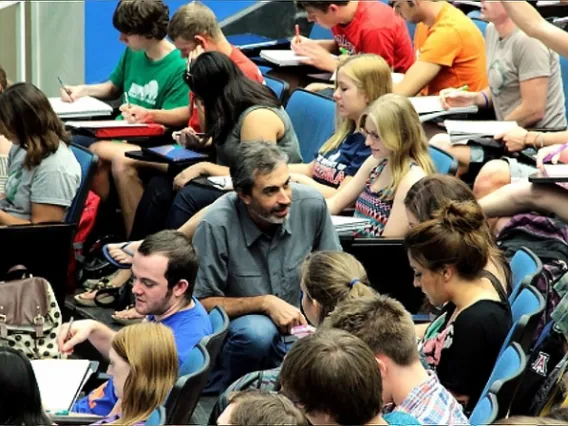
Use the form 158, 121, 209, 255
391, 371, 470, 425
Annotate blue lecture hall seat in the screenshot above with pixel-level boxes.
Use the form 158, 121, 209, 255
469, 392, 499, 426
509, 247, 542, 304
264, 74, 290, 103
66, 144, 98, 225
428, 145, 459, 175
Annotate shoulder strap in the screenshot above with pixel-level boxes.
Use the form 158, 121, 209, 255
481, 270, 509, 304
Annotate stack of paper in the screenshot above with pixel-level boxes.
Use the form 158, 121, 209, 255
260, 50, 310, 66
32, 359, 96, 413
50, 96, 113, 119
409, 96, 478, 122
65, 120, 147, 129
444, 120, 518, 144
332, 215, 371, 234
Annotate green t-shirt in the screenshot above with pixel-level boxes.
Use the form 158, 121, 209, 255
109, 47, 188, 111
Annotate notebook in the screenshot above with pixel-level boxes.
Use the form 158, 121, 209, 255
444, 120, 518, 144
32, 359, 96, 413
332, 215, 371, 234
142, 144, 208, 163
259, 50, 310, 66
65, 120, 148, 129
49, 96, 113, 119
409, 96, 478, 122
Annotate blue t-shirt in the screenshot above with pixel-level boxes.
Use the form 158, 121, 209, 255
384, 411, 421, 425
72, 298, 212, 415
312, 132, 370, 188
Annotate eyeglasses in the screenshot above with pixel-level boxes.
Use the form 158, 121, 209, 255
360, 128, 381, 142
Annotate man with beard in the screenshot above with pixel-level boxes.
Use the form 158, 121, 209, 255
193, 142, 341, 393
57, 230, 212, 416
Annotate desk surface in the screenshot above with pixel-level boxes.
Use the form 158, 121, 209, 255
65, 294, 122, 331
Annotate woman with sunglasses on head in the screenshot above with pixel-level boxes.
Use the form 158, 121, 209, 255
326, 93, 435, 237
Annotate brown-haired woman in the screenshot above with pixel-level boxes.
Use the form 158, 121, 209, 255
405, 200, 512, 415
301, 251, 376, 326
0, 82, 81, 225
404, 174, 511, 295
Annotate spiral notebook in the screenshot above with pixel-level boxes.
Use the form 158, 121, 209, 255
49, 97, 113, 119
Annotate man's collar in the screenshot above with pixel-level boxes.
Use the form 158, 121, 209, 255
237, 199, 291, 247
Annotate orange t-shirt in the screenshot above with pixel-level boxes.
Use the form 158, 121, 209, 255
414, 2, 488, 96
188, 47, 264, 131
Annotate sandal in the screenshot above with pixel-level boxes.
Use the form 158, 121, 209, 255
94, 280, 134, 311
112, 306, 144, 325
103, 242, 136, 269
74, 278, 116, 307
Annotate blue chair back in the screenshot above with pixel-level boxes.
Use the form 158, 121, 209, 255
428, 145, 458, 175
467, 9, 483, 20
471, 18, 488, 36
167, 343, 211, 425
510, 285, 545, 352
285, 88, 336, 160
66, 144, 98, 224
469, 392, 499, 426
146, 406, 166, 426
509, 247, 542, 304
309, 24, 333, 40
559, 55, 568, 114
201, 306, 230, 367
479, 342, 527, 419
264, 74, 289, 103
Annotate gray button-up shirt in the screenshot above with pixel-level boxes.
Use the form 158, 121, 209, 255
193, 184, 342, 306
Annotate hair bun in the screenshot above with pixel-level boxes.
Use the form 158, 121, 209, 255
437, 200, 484, 233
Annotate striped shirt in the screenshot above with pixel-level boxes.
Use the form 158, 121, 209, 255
391, 371, 470, 425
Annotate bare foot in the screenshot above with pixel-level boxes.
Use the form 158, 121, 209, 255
106, 241, 142, 265
112, 307, 144, 320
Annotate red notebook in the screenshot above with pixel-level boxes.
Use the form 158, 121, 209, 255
65, 120, 165, 139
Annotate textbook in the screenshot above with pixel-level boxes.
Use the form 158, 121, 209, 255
32, 359, 96, 413
49, 96, 113, 119
444, 120, 518, 144
259, 50, 310, 66
409, 96, 478, 122
332, 215, 371, 234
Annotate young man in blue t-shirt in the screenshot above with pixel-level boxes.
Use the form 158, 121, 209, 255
58, 230, 212, 416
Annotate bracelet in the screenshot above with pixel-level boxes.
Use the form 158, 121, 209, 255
480, 92, 489, 109
523, 131, 529, 147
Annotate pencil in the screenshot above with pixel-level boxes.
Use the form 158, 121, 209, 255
57, 76, 73, 99
124, 92, 131, 108
295, 24, 300, 44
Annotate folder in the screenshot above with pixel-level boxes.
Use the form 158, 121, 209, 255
409, 96, 479, 122
32, 359, 97, 413
49, 97, 113, 119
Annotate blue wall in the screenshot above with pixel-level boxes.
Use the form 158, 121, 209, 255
85, 1, 255, 83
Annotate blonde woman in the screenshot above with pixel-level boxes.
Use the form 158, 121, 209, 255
290, 54, 392, 197
327, 93, 435, 237
301, 251, 376, 326
93, 322, 178, 426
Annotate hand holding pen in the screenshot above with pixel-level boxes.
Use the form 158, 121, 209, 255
58, 76, 76, 103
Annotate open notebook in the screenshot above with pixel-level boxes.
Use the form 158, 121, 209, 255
409, 96, 478, 122
32, 359, 97, 413
50, 96, 113, 119
444, 120, 518, 144
65, 120, 148, 129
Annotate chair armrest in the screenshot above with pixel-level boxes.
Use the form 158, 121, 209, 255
52, 414, 103, 425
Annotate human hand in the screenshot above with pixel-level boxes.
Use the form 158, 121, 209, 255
495, 126, 528, 153
60, 85, 87, 103
57, 319, 96, 355
173, 127, 204, 149
292, 41, 338, 72
439, 88, 478, 110
263, 295, 307, 333
291, 35, 311, 48
119, 104, 152, 124
537, 143, 568, 169
173, 163, 204, 190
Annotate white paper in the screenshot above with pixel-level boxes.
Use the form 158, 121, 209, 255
207, 176, 233, 190
444, 120, 518, 136
331, 215, 372, 234
32, 359, 93, 412
65, 120, 148, 129
392, 73, 405, 84
49, 96, 113, 118
409, 96, 445, 114
544, 164, 568, 177
260, 50, 310, 66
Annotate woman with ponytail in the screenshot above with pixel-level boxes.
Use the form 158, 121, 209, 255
405, 200, 512, 414
300, 251, 376, 326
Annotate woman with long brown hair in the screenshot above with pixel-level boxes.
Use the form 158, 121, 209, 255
0, 82, 80, 225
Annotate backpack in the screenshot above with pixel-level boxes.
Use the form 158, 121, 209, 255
67, 191, 101, 290
0, 268, 62, 359
497, 213, 568, 342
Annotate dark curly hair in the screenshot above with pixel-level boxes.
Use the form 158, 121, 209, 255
113, 0, 169, 40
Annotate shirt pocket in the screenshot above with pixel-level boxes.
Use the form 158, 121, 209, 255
229, 266, 267, 298
280, 257, 304, 307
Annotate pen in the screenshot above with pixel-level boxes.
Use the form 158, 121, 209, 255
57, 76, 73, 99
65, 316, 74, 343
295, 24, 300, 44
543, 142, 568, 163
339, 47, 349, 56
124, 92, 131, 108
452, 85, 469, 93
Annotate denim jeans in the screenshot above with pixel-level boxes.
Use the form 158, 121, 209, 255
204, 314, 291, 394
